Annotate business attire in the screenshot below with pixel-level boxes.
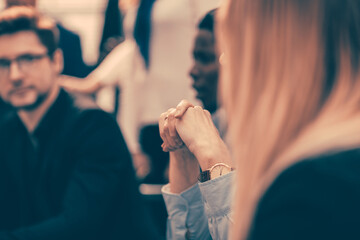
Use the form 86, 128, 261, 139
0, 89, 158, 240
0, 99, 13, 133
58, 24, 92, 78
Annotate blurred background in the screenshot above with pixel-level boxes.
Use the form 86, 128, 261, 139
1, 0, 108, 66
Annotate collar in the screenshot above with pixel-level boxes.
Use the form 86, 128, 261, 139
32, 89, 70, 142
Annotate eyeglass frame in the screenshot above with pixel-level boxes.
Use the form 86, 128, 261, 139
0, 52, 49, 78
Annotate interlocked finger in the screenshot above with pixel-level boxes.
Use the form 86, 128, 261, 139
174, 99, 194, 118
160, 108, 184, 152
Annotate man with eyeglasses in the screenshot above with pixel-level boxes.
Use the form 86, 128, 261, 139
0, 6, 159, 240
4, 0, 92, 78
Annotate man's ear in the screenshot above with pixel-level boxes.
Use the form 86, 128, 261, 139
52, 49, 64, 75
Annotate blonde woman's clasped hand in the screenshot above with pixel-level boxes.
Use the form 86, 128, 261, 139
159, 100, 231, 170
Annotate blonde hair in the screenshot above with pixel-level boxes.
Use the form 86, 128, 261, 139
218, 0, 360, 238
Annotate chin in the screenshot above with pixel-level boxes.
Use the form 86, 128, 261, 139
10, 97, 43, 111
8, 91, 43, 110
11, 102, 37, 111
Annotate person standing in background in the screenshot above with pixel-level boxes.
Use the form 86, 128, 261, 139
98, 0, 124, 64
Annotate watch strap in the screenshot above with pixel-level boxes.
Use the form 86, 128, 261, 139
198, 163, 233, 183
198, 170, 211, 183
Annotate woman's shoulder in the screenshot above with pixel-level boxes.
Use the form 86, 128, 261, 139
275, 148, 360, 181
249, 148, 360, 240
276, 148, 360, 190
263, 148, 360, 208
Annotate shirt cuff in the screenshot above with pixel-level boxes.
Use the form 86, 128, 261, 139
162, 183, 210, 239
161, 183, 202, 217
199, 171, 235, 218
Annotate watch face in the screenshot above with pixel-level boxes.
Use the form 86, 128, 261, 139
210, 165, 231, 179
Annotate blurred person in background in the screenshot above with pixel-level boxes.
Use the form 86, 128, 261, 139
95, 0, 124, 120
160, 0, 360, 239
188, 9, 227, 139
0, 6, 159, 240
97, 0, 123, 64
5, 0, 92, 78
61, 0, 220, 184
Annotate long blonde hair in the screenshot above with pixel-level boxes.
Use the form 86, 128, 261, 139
218, 0, 360, 238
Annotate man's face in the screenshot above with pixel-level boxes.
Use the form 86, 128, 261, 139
0, 31, 61, 111
6, 0, 36, 7
190, 29, 219, 113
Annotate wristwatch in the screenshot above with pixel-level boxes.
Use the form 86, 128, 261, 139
199, 163, 233, 182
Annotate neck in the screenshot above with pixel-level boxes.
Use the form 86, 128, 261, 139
18, 87, 60, 133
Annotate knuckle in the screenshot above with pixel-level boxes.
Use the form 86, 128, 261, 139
169, 108, 177, 114
163, 121, 169, 130
159, 112, 166, 119
179, 99, 188, 106
178, 99, 189, 108
186, 107, 193, 114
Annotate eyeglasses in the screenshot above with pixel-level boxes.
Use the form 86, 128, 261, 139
0, 53, 48, 78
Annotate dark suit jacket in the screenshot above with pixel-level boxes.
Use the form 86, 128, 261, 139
0, 98, 11, 114
0, 89, 158, 240
58, 24, 92, 78
248, 149, 360, 240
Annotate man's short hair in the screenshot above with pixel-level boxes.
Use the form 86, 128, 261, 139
0, 6, 59, 57
198, 9, 217, 36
